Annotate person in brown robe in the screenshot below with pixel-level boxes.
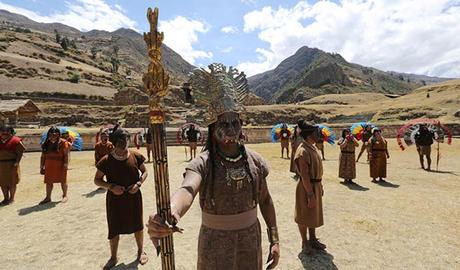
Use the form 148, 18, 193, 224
280, 123, 291, 158
40, 127, 70, 204
147, 112, 280, 270
94, 128, 149, 269
94, 129, 114, 165
290, 123, 303, 180
367, 128, 390, 182
338, 129, 359, 183
0, 126, 25, 205
356, 125, 373, 162
294, 120, 326, 253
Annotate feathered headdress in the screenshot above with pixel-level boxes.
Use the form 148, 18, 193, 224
189, 63, 249, 125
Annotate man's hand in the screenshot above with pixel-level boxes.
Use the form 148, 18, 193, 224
307, 193, 316, 208
128, 182, 141, 194
147, 213, 183, 255
40, 167, 45, 175
266, 243, 280, 269
110, 185, 125, 195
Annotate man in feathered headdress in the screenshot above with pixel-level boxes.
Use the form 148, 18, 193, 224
147, 63, 280, 269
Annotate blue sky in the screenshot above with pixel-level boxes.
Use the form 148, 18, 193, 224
1, 0, 460, 78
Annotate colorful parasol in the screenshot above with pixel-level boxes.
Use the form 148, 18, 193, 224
271, 123, 294, 142
350, 122, 376, 141
176, 123, 204, 145
40, 127, 83, 151
396, 118, 452, 151
316, 124, 336, 145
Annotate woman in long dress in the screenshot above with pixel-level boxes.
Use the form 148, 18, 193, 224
40, 127, 70, 204
367, 128, 390, 182
94, 128, 149, 269
338, 129, 359, 183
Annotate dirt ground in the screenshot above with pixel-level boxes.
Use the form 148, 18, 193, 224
1, 139, 459, 270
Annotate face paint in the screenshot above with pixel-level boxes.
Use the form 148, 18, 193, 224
213, 112, 242, 146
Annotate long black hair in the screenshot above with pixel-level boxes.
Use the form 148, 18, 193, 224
42, 126, 61, 153
201, 123, 256, 208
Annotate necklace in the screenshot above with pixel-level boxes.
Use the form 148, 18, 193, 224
112, 149, 129, 160
217, 150, 243, 162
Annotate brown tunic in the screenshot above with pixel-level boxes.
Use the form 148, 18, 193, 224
290, 137, 303, 173
43, 139, 70, 184
368, 137, 388, 178
94, 141, 114, 164
338, 138, 358, 179
96, 151, 145, 239
0, 137, 25, 187
186, 148, 269, 270
294, 142, 324, 228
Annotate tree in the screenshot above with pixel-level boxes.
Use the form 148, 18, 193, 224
60, 37, 69, 51
110, 46, 121, 73
111, 55, 120, 73
90, 46, 98, 59
54, 29, 61, 43
113, 46, 119, 55
69, 39, 77, 49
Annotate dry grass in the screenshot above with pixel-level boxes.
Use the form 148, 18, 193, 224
1, 139, 459, 269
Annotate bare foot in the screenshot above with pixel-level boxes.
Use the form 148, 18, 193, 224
103, 257, 118, 270
302, 241, 314, 254
61, 196, 68, 203
137, 251, 148, 265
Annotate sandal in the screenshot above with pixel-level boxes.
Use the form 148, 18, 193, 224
138, 251, 148, 265
39, 198, 51, 205
103, 257, 118, 270
301, 241, 313, 254
310, 238, 327, 250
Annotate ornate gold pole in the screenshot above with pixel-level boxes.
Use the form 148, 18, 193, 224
143, 7, 175, 270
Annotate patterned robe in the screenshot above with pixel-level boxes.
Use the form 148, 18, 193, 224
368, 137, 389, 178
338, 138, 358, 179
186, 148, 269, 270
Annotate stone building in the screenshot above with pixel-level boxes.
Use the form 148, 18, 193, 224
0, 99, 41, 126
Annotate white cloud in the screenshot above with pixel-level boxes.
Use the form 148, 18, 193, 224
221, 46, 233, 53
0, 0, 137, 31
221, 25, 238, 34
159, 16, 212, 65
239, 0, 460, 77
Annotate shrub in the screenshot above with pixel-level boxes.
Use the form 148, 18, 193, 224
68, 73, 80, 83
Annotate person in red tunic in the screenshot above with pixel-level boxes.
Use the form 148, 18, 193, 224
0, 125, 25, 205
94, 129, 114, 165
39, 127, 70, 204
94, 128, 149, 269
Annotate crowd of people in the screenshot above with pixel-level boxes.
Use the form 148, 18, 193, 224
0, 60, 444, 270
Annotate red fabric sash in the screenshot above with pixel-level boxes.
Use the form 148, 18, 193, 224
0, 136, 22, 152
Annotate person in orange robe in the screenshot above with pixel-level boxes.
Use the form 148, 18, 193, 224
40, 126, 70, 204
0, 125, 25, 205
95, 129, 114, 165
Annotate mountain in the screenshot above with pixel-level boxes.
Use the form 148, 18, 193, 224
248, 46, 451, 103
0, 9, 194, 84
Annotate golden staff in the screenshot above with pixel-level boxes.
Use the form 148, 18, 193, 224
143, 7, 175, 270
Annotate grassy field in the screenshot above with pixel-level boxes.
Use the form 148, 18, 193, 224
1, 140, 459, 269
